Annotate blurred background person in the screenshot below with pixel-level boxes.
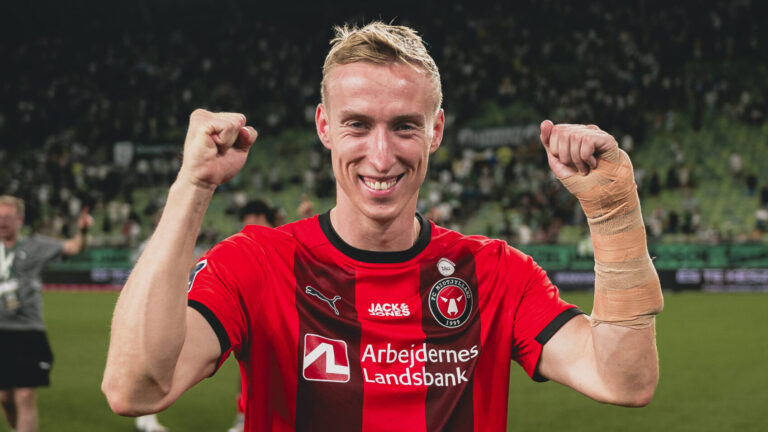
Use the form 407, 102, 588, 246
240, 200, 277, 229
0, 196, 92, 432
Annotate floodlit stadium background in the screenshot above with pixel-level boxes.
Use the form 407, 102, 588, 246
1, 1, 766, 430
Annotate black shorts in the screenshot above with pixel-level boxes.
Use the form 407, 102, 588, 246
0, 330, 54, 389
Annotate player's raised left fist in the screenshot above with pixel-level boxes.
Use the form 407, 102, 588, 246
178, 109, 258, 189
539, 120, 618, 179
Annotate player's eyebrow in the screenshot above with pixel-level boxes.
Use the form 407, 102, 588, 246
390, 114, 425, 126
337, 110, 425, 126
338, 110, 374, 123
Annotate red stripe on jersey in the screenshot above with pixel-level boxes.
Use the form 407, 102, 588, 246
419, 243, 480, 431
356, 266, 427, 432
294, 248, 363, 431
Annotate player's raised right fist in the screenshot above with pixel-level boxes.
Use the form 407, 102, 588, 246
177, 109, 258, 189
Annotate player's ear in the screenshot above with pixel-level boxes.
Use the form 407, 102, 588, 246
429, 109, 445, 154
315, 104, 331, 150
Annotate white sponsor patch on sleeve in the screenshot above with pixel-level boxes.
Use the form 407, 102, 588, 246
187, 259, 208, 292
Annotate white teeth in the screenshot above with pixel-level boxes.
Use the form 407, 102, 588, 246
365, 179, 397, 190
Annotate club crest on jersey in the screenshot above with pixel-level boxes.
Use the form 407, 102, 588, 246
429, 277, 472, 328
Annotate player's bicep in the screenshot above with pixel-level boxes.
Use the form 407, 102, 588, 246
158, 307, 223, 408
536, 314, 613, 402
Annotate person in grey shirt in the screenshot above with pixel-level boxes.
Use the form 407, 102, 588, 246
0, 195, 92, 432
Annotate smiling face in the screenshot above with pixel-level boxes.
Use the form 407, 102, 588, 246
0, 204, 23, 243
316, 62, 444, 225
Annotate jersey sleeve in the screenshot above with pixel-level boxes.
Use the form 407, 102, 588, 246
186, 235, 262, 373
507, 248, 583, 382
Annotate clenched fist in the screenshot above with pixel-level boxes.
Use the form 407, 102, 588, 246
77, 206, 94, 231
539, 120, 618, 178
178, 109, 258, 189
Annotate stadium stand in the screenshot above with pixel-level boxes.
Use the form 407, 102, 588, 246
2, 0, 767, 253
1, 3, 767, 430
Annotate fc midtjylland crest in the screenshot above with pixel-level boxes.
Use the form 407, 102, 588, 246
429, 277, 472, 328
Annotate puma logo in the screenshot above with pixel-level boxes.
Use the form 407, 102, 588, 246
305, 286, 342, 316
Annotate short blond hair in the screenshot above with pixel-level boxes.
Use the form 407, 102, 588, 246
0, 195, 24, 219
321, 21, 442, 113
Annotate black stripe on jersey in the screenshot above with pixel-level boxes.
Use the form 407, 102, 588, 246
319, 211, 431, 263
532, 307, 584, 382
188, 300, 232, 356
294, 250, 363, 431
420, 246, 480, 432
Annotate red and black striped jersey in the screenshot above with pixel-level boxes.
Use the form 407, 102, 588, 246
187, 212, 581, 431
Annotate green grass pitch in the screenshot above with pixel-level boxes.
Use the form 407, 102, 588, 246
0, 291, 765, 431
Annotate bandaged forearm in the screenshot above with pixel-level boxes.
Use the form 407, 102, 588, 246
560, 148, 663, 329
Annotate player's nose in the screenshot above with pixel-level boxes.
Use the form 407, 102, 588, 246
368, 127, 397, 173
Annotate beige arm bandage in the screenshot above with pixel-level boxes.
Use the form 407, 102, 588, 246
560, 147, 663, 329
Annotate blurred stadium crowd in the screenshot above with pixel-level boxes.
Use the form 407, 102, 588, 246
1, 0, 766, 248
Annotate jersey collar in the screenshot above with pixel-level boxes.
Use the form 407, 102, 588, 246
318, 211, 431, 264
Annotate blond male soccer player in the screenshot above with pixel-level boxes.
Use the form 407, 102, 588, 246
103, 22, 662, 431
0, 195, 92, 432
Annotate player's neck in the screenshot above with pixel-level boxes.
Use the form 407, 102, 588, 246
330, 202, 420, 252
